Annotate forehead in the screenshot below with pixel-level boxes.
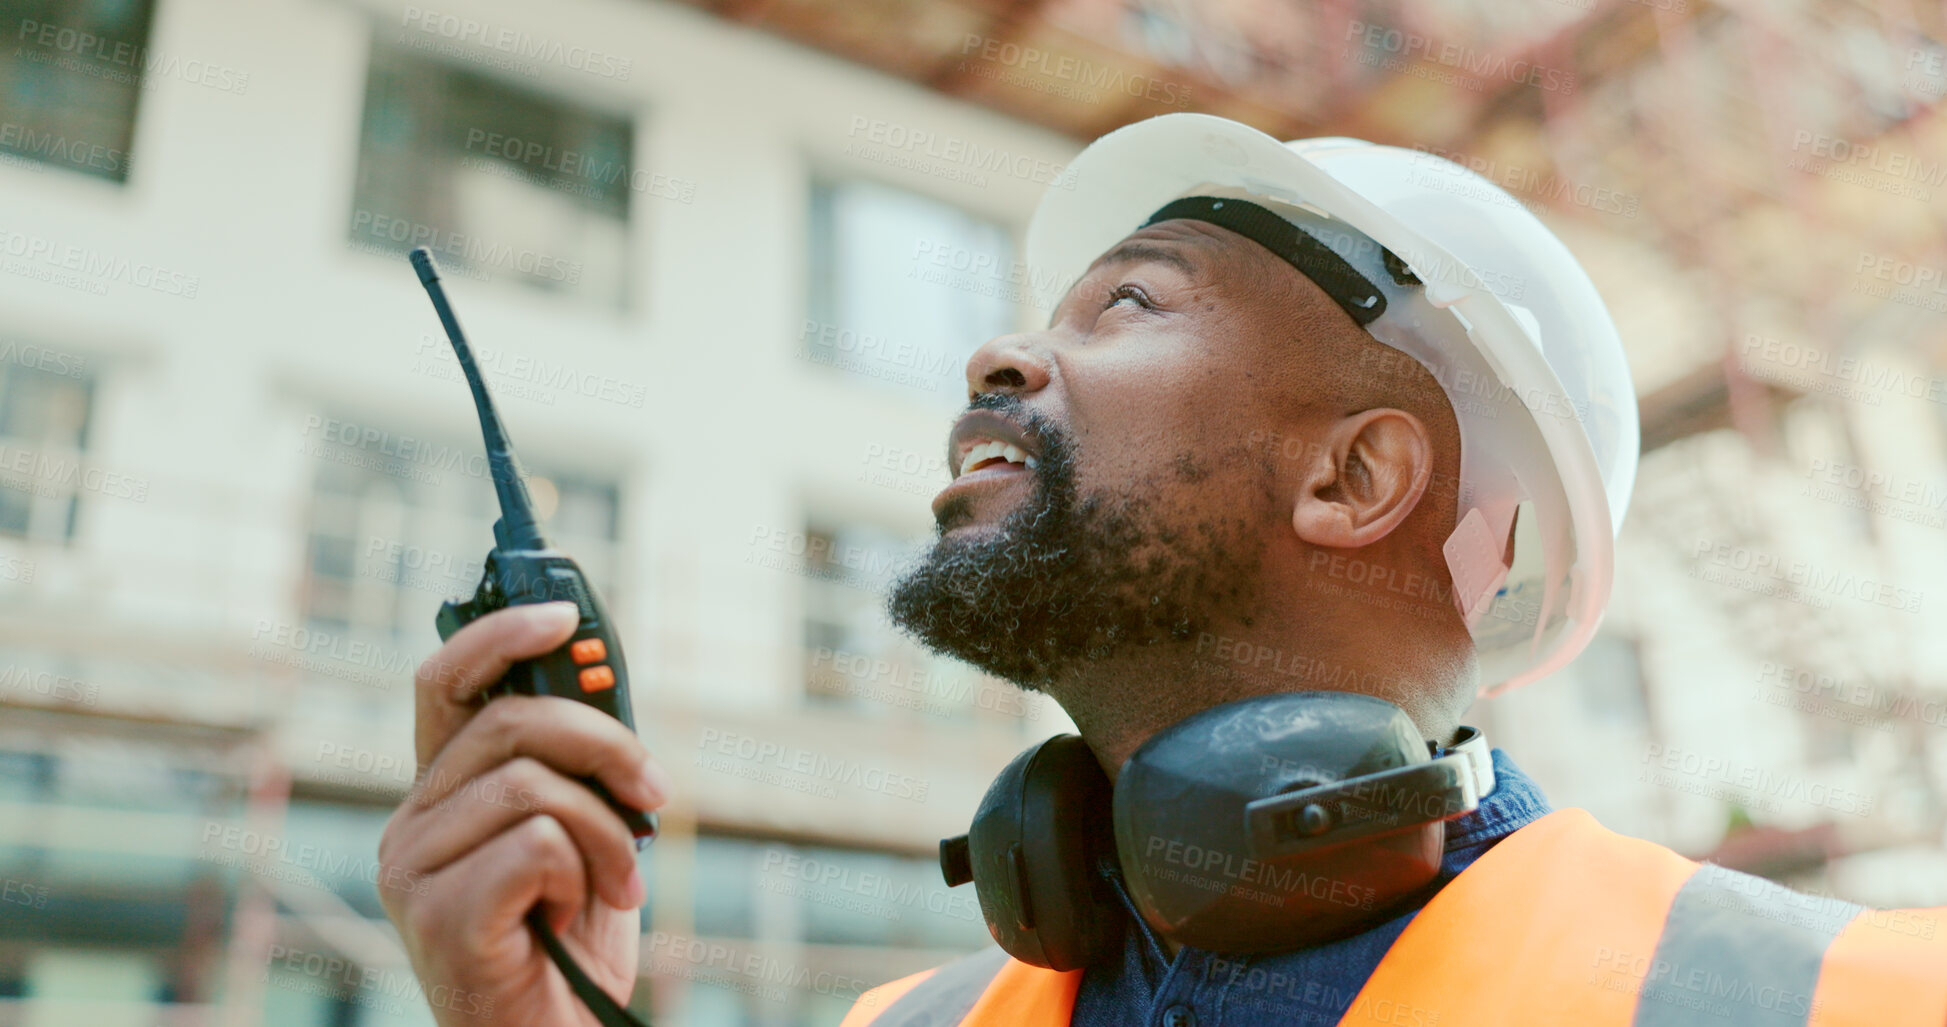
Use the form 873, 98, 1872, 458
1080, 219, 1273, 279
1050, 219, 1312, 325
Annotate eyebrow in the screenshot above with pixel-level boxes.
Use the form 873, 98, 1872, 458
1046, 242, 1201, 328
1088, 241, 1199, 278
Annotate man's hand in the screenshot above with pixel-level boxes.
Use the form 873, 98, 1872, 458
377, 601, 671, 1026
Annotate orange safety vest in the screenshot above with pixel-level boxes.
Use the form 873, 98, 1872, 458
839, 809, 1947, 1027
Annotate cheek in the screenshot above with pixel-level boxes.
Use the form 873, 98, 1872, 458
1064, 400, 1272, 516
1057, 325, 1241, 441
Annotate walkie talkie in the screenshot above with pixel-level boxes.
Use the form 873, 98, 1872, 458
409, 246, 656, 844
411, 248, 657, 1027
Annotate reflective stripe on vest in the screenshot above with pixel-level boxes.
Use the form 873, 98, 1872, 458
840, 945, 1078, 1027
845, 808, 1947, 1026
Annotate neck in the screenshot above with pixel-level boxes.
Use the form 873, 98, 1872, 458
1043, 626, 1476, 782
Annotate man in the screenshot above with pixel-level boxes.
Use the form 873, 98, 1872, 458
378, 115, 1947, 1025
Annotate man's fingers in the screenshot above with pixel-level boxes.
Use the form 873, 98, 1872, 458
408, 815, 591, 962
411, 695, 668, 814
414, 602, 581, 770
389, 756, 645, 912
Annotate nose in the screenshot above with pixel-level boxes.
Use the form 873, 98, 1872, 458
963, 332, 1052, 402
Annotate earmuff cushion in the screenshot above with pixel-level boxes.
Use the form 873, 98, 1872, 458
968, 735, 1125, 970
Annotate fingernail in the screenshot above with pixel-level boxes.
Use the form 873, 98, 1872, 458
639, 757, 672, 805
538, 601, 579, 624
625, 866, 646, 908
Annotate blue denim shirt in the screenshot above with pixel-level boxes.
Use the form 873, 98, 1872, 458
1073, 749, 1551, 1027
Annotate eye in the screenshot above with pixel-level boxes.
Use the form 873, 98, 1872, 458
1104, 283, 1154, 311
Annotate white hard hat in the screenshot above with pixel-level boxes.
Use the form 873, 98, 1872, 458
1025, 113, 1639, 696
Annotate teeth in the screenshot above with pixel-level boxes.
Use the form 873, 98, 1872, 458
962, 438, 1036, 474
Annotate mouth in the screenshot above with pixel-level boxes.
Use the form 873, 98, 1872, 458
947, 409, 1043, 479
932, 408, 1046, 524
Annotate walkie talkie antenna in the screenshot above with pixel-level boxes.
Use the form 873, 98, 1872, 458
409, 247, 546, 551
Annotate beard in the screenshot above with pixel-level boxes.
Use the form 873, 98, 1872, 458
886, 394, 1269, 692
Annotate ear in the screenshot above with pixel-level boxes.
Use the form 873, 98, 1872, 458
1291, 409, 1435, 548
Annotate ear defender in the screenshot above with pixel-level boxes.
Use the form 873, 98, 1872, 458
941, 693, 1491, 963
939, 735, 1125, 970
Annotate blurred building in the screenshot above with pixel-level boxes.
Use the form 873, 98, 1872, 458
0, 0, 1944, 1025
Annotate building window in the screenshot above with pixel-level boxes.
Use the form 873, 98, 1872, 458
299, 416, 622, 651
349, 39, 632, 305
0, 360, 97, 543
804, 179, 1016, 398
0, 0, 152, 182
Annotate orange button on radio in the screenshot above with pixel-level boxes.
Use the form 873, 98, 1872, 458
570, 638, 607, 664
578, 665, 616, 692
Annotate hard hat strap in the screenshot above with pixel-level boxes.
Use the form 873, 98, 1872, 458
1142, 195, 1403, 326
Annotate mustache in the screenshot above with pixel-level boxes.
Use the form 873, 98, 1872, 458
964, 392, 1067, 454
